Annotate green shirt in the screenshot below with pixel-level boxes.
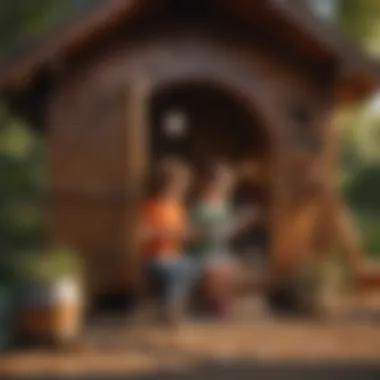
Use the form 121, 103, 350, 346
189, 200, 234, 259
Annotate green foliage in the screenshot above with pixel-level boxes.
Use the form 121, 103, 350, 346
336, 0, 380, 54
11, 246, 82, 286
331, 0, 380, 258
0, 108, 46, 253
352, 213, 380, 258
0, 255, 20, 286
344, 166, 380, 212
0, 0, 100, 62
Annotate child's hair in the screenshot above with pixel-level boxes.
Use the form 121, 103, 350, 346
200, 161, 236, 189
149, 157, 192, 196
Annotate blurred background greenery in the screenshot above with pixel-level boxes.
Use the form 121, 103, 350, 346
1, 0, 380, 257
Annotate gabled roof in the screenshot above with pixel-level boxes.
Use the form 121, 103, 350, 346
1, 0, 379, 103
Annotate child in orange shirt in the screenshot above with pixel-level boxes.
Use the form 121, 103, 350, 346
139, 158, 195, 324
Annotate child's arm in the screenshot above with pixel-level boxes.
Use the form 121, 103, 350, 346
182, 209, 208, 243
184, 226, 208, 243
226, 206, 262, 240
139, 224, 185, 242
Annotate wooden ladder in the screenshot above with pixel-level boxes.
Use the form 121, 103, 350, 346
333, 201, 380, 292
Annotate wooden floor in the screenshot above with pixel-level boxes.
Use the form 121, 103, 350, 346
2, 294, 380, 378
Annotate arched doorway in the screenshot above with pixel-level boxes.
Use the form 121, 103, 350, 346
148, 81, 274, 269
89, 81, 277, 317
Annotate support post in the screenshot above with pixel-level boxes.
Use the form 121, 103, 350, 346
123, 77, 150, 294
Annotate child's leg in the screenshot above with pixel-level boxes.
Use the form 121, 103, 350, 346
145, 259, 183, 324
145, 261, 170, 322
148, 256, 198, 324
204, 258, 237, 318
146, 262, 165, 301
162, 256, 198, 324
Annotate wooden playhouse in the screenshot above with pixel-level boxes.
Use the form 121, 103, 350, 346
1, 0, 380, 311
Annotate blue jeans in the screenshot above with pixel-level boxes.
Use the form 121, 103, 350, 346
147, 255, 198, 310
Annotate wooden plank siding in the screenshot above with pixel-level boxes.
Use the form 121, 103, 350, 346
45, 21, 333, 295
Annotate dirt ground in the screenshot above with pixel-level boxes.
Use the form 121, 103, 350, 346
2, 293, 380, 378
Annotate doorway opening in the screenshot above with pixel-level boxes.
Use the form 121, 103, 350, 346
148, 82, 274, 271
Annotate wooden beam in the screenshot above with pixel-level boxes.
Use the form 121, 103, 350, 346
123, 76, 150, 292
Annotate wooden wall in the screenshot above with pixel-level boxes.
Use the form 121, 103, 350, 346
47, 18, 336, 295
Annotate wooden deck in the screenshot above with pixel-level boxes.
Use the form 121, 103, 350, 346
2, 294, 380, 378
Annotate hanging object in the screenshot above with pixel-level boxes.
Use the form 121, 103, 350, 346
162, 110, 187, 139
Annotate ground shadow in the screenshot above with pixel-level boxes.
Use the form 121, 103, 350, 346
8, 360, 380, 380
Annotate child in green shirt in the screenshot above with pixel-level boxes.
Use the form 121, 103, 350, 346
189, 163, 260, 318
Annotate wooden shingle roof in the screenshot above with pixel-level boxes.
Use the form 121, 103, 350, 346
1, 0, 379, 103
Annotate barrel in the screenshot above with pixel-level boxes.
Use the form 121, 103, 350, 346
19, 277, 83, 346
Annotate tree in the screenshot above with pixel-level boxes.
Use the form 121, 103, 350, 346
0, 107, 46, 253
336, 0, 380, 55
0, 0, 98, 62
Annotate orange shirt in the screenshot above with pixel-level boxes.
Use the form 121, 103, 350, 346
140, 198, 187, 259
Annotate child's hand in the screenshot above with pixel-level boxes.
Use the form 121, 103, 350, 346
188, 228, 209, 242
161, 226, 184, 238
227, 206, 262, 240
239, 206, 261, 225
181, 226, 205, 242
